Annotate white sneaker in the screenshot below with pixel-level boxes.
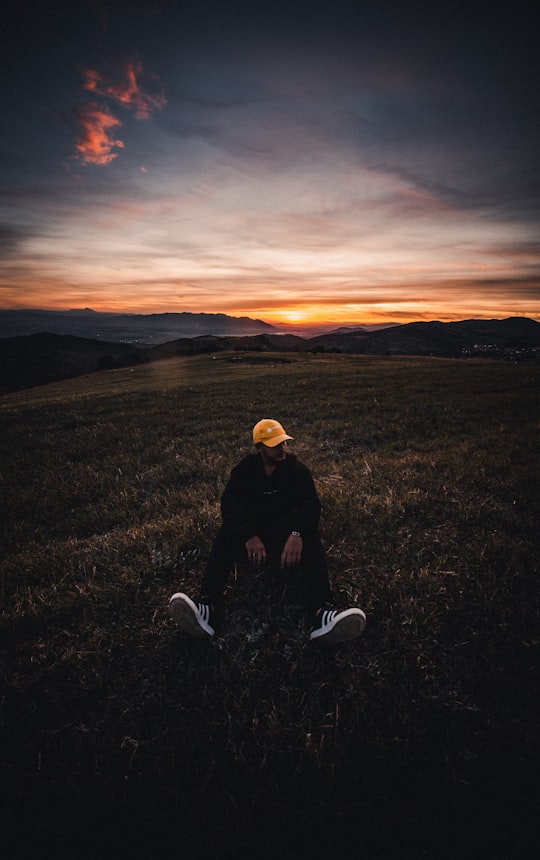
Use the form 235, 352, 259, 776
309, 607, 366, 644
168, 593, 215, 638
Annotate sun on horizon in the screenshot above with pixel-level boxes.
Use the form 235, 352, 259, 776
1, 299, 539, 330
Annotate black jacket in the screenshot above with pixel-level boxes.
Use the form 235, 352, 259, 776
220, 453, 322, 543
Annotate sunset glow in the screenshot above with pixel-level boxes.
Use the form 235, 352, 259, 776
2, 2, 539, 327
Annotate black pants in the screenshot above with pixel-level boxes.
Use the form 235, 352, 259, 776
200, 524, 331, 614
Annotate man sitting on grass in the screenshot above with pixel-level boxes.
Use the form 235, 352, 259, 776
169, 418, 366, 644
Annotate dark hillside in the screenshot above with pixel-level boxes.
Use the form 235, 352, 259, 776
1, 318, 539, 393
361, 320, 464, 356
364, 317, 540, 356
307, 317, 540, 356
307, 329, 371, 352
451, 316, 540, 343
0, 332, 145, 393
122, 317, 540, 361
147, 332, 306, 360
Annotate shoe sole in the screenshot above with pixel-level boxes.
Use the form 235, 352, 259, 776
310, 608, 366, 644
168, 593, 215, 638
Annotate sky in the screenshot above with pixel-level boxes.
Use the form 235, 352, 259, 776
1, 0, 539, 328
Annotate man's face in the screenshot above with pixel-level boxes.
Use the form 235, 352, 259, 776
259, 441, 288, 465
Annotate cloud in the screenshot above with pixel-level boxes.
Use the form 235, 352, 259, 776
73, 104, 124, 165
73, 60, 166, 166
0, 225, 29, 257
82, 60, 167, 119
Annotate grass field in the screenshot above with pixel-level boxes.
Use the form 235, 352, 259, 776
1, 353, 539, 858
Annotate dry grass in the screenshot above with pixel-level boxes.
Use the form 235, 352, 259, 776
1, 354, 539, 858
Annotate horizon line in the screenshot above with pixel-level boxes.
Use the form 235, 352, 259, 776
1, 307, 539, 328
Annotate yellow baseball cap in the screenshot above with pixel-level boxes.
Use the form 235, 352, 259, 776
252, 419, 293, 447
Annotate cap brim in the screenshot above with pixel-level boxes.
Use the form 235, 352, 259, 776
263, 433, 294, 447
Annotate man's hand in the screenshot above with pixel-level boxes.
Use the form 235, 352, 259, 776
280, 533, 303, 568
246, 536, 267, 566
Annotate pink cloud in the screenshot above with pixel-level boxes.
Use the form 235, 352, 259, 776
82, 60, 167, 119
73, 60, 166, 166
73, 104, 124, 166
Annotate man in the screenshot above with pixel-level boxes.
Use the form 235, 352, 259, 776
169, 419, 366, 644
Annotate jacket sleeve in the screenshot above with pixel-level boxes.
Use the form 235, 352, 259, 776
220, 459, 259, 542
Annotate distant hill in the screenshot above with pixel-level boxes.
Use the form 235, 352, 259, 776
0, 332, 145, 393
1, 318, 538, 394
378, 318, 540, 356
146, 332, 307, 360
0, 309, 275, 344
307, 317, 540, 357
328, 326, 369, 335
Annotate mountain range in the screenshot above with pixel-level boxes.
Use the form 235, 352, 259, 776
0, 308, 274, 343
0, 314, 538, 394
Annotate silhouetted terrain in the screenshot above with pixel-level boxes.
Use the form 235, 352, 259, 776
0, 333, 145, 393
0, 308, 275, 343
133, 317, 540, 363
1, 318, 538, 393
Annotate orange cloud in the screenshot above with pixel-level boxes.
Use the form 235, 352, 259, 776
82, 61, 167, 119
73, 60, 166, 166
74, 104, 124, 165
